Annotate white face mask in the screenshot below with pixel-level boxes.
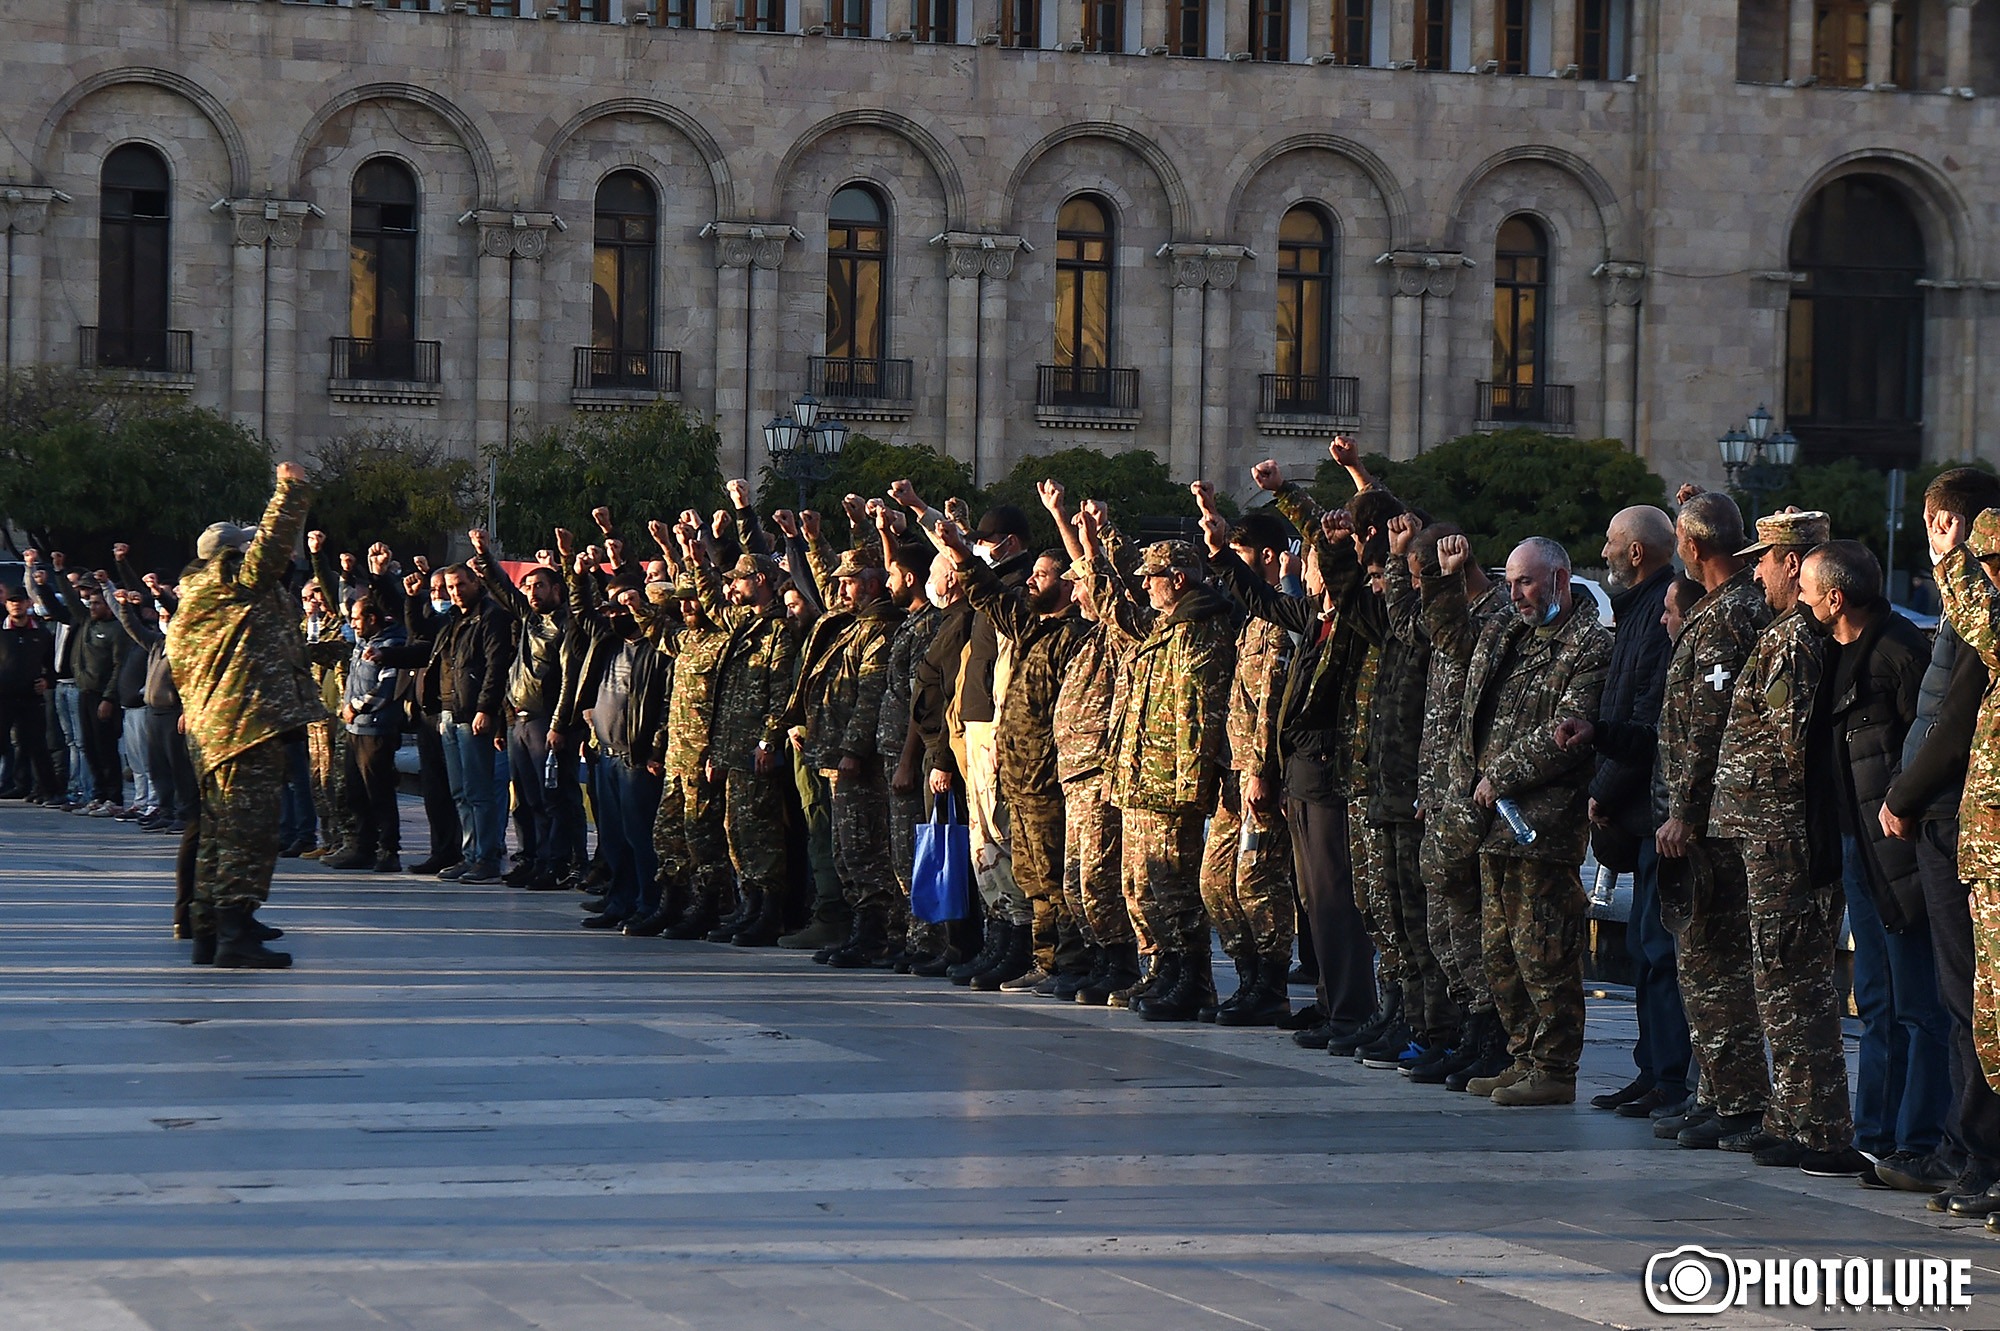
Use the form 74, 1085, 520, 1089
973, 542, 999, 567
925, 582, 950, 609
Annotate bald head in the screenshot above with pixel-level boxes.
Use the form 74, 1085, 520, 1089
1602, 505, 1676, 591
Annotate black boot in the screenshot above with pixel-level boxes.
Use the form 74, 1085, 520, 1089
732, 887, 786, 947
1077, 942, 1141, 1005
1053, 947, 1099, 1002
622, 897, 677, 937
1210, 952, 1259, 1023
1216, 950, 1291, 1027
664, 880, 724, 940
828, 913, 890, 969
1330, 987, 1400, 1057
1445, 1010, 1513, 1092
190, 931, 217, 966
1139, 949, 1215, 1022
969, 923, 1035, 990
708, 887, 755, 943
948, 915, 1007, 986
212, 905, 292, 969
1109, 950, 1175, 1009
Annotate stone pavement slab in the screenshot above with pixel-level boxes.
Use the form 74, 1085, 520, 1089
0, 800, 1995, 1330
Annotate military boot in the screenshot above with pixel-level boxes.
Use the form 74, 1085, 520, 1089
707, 887, 754, 943
1464, 1063, 1530, 1097
190, 931, 217, 966
948, 915, 1007, 985
828, 912, 890, 969
1412, 1009, 1491, 1085
1109, 951, 1176, 1009
1216, 950, 1292, 1027
782, 913, 853, 952
733, 888, 787, 947
1209, 952, 1257, 1023
969, 923, 1035, 991
1446, 1013, 1514, 1092
1490, 1071, 1575, 1106
1076, 943, 1140, 1005
1138, 950, 1215, 1023
664, 880, 723, 940
212, 906, 292, 969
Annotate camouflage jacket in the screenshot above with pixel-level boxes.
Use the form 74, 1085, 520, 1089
1089, 553, 1236, 812
1224, 608, 1290, 782
781, 597, 856, 769
1655, 566, 1771, 833
1422, 571, 1612, 862
964, 558, 1089, 799
1390, 559, 1506, 821
1369, 560, 1434, 824
788, 598, 903, 771
657, 618, 730, 780
878, 602, 942, 767
1935, 545, 2000, 879
1709, 605, 1830, 840
694, 558, 800, 772
166, 476, 327, 775
1053, 618, 1124, 786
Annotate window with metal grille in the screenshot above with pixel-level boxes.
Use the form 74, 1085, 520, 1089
1249, 0, 1287, 59
1054, 195, 1113, 372
349, 158, 421, 377
97, 144, 171, 371
1276, 205, 1335, 386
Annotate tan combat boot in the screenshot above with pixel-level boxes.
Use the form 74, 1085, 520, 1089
1465, 1063, 1530, 1097
1491, 1072, 1577, 1106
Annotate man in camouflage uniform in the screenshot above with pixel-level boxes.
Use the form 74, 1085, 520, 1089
1422, 532, 1611, 1106
166, 461, 326, 969
1081, 510, 1235, 1023
300, 536, 355, 860
1649, 491, 1774, 1148
690, 526, 800, 949
1710, 509, 1866, 1175
1193, 500, 1295, 1026
644, 558, 737, 941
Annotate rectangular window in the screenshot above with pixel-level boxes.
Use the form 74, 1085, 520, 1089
1171, 0, 1206, 53
1001, 0, 1039, 46
378, 0, 436, 9
1576, 0, 1607, 77
1330, 0, 1369, 63
1083, 0, 1121, 50
739, 0, 786, 28
660, 0, 694, 23
915, 0, 954, 40
561, 0, 608, 15
468, 0, 519, 13
1812, 0, 1910, 86
1249, 0, 1287, 59
1497, 0, 1526, 72
829, 0, 871, 34
1415, 0, 1448, 68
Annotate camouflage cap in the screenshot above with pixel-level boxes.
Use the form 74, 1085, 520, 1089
1969, 508, 2000, 560
831, 548, 882, 580
1136, 539, 1203, 577
196, 522, 255, 561
728, 552, 783, 583
670, 573, 701, 599
1735, 509, 1830, 557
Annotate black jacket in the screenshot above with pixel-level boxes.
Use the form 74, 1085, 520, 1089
563, 575, 671, 768
1886, 620, 1985, 826
958, 547, 1036, 726
0, 617, 54, 696
380, 592, 513, 720
1831, 602, 1929, 931
1588, 566, 1673, 837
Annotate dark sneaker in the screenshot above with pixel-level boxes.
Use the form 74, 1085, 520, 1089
1677, 1110, 1760, 1150
1655, 1103, 1715, 1140
1362, 1039, 1424, 1071
1752, 1139, 1808, 1168
1874, 1150, 1958, 1194
1720, 1127, 1787, 1155
1615, 1086, 1686, 1119
1327, 1019, 1379, 1058
1291, 1022, 1334, 1050
998, 967, 1051, 994
372, 852, 402, 873
1801, 1147, 1874, 1178
1589, 1076, 1653, 1111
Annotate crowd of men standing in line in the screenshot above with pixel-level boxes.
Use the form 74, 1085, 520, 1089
9, 443, 2000, 1229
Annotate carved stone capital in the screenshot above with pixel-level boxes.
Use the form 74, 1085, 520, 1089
1594, 260, 1646, 308
225, 198, 316, 249
1380, 250, 1469, 299
707, 220, 796, 270
471, 209, 562, 260
0, 185, 66, 236
1161, 242, 1252, 290
937, 231, 1027, 280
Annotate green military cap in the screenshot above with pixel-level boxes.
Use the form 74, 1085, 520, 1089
1969, 508, 2000, 560
728, 552, 783, 583
831, 548, 882, 579
670, 573, 700, 599
1136, 539, 1202, 576
1735, 509, 1830, 557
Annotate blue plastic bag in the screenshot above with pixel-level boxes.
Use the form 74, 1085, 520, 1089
910, 794, 971, 924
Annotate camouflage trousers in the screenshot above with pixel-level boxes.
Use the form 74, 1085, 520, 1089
1199, 771, 1295, 961
1972, 880, 2000, 1094
1377, 819, 1457, 1042
831, 765, 897, 925
1482, 852, 1589, 1080
191, 738, 287, 933
653, 768, 733, 908
888, 767, 943, 958
305, 718, 355, 850
1063, 773, 1134, 950
1673, 839, 1770, 1118
1420, 827, 1491, 1015
1738, 836, 1853, 1152
1353, 796, 1400, 1003
1120, 805, 1210, 953
1009, 784, 1087, 973
721, 766, 790, 896
956, 721, 1030, 926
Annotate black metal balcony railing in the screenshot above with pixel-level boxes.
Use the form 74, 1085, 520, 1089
331, 337, 442, 384
1036, 363, 1140, 410
573, 347, 681, 393
1260, 372, 1360, 418
807, 355, 914, 403
79, 326, 192, 375
1478, 380, 1575, 430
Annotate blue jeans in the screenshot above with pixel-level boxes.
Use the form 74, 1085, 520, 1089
1843, 835, 1951, 1156
55, 682, 85, 804
593, 752, 662, 920
440, 715, 507, 868
279, 737, 314, 848
121, 706, 152, 811
1628, 842, 1692, 1093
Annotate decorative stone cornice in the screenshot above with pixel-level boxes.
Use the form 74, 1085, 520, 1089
1593, 260, 1646, 307
224, 198, 317, 249
704, 221, 799, 270
0, 185, 67, 236
1159, 242, 1252, 290
470, 209, 562, 260
1378, 250, 1470, 299
936, 232, 1028, 280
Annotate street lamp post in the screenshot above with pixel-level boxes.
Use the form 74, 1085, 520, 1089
762, 393, 849, 511
1716, 404, 1798, 520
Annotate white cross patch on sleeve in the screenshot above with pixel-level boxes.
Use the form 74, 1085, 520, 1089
1705, 664, 1732, 692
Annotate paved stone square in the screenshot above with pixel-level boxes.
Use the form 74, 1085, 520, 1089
0, 798, 1995, 1331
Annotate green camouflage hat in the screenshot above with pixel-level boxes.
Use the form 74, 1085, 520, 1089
1969, 508, 2000, 559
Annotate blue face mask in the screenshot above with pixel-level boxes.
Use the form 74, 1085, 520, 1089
432, 598, 452, 616
1542, 600, 1561, 626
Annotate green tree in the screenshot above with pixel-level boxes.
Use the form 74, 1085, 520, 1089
987, 446, 1225, 550
490, 402, 725, 554
306, 427, 480, 562
1757, 457, 1995, 570
758, 433, 982, 537
1312, 428, 1667, 567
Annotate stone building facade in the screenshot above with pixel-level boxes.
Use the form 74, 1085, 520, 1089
2, 0, 1996, 503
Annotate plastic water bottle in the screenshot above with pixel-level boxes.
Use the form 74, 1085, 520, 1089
1494, 798, 1538, 846
543, 749, 561, 792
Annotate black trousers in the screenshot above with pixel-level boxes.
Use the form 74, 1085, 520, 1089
0, 690, 57, 798
346, 731, 402, 855
144, 708, 197, 822
415, 714, 461, 863
77, 688, 122, 803
1288, 795, 1377, 1025
1917, 818, 2000, 1173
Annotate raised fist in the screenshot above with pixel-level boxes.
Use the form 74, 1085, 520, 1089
1386, 512, 1420, 556
772, 509, 799, 540
591, 506, 614, 533
306, 530, 326, 553
404, 572, 426, 597
725, 479, 752, 509
1251, 459, 1284, 492
554, 528, 577, 557
468, 528, 489, 552
112, 542, 130, 563
1188, 480, 1218, 513
800, 510, 823, 542
276, 461, 307, 485
888, 478, 921, 509
1435, 534, 1471, 576
1327, 435, 1360, 469
1036, 479, 1066, 513
648, 519, 672, 548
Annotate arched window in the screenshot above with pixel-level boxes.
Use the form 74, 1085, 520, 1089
1170, 0, 1207, 54
1271, 205, 1337, 413
591, 171, 659, 389
96, 144, 172, 371
823, 185, 889, 396
348, 158, 421, 380
1786, 176, 1926, 468
1249, 0, 1288, 59
1489, 214, 1549, 418
1048, 194, 1116, 404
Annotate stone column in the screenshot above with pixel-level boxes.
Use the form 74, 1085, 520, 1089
1946, 0, 1975, 90
1550, 0, 1576, 72
472, 211, 561, 458
225, 199, 314, 443
1306, 0, 1331, 60
1865, 0, 1894, 84
938, 233, 1024, 476
1054, 0, 1082, 44
0, 187, 61, 376
1788, 0, 1815, 82
975, 267, 1013, 488
1471, 0, 1496, 66
1224, 0, 1250, 55
1387, 0, 1415, 64
1139, 0, 1169, 51
1595, 261, 1645, 447
1381, 252, 1466, 457
707, 222, 792, 480
1161, 243, 1250, 481
1386, 287, 1424, 460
